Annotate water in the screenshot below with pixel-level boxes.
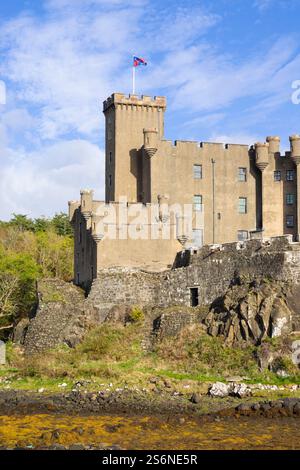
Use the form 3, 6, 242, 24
1, 414, 300, 449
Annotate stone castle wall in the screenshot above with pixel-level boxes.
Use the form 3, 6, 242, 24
86, 236, 300, 321
22, 236, 300, 354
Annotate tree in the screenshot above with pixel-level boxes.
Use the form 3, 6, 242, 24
35, 231, 73, 280
0, 249, 39, 339
51, 212, 73, 236
9, 214, 34, 232
33, 217, 51, 233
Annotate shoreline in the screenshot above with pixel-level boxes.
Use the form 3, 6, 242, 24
1, 390, 300, 451
1, 389, 300, 420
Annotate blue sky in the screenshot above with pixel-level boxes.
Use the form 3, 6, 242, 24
0, 0, 300, 219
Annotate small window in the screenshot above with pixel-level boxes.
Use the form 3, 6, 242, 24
193, 195, 202, 212
286, 194, 294, 205
109, 151, 112, 163
193, 164, 202, 179
238, 197, 247, 214
286, 170, 294, 181
286, 215, 294, 228
238, 167, 247, 182
190, 288, 199, 307
274, 171, 281, 182
237, 230, 248, 241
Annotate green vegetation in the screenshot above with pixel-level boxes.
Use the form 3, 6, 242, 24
128, 306, 145, 323
2, 323, 299, 393
0, 213, 73, 339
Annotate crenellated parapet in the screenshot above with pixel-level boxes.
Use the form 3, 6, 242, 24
103, 93, 167, 112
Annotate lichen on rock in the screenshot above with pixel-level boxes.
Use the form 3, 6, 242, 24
203, 279, 295, 346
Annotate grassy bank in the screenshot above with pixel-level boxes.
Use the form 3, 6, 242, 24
1, 323, 300, 398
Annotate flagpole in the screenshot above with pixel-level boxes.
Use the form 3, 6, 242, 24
132, 66, 136, 95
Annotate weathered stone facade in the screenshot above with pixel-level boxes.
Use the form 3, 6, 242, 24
24, 279, 88, 354
22, 236, 300, 354
69, 92, 300, 289
85, 236, 300, 319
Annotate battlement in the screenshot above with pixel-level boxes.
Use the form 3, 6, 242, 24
103, 93, 167, 112
174, 234, 299, 269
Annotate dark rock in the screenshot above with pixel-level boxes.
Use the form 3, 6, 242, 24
293, 403, 300, 416
69, 444, 86, 450
51, 430, 60, 440
190, 393, 201, 404
251, 403, 261, 411
260, 403, 271, 413
203, 279, 293, 346
270, 401, 283, 409
49, 444, 66, 450
236, 404, 251, 413
283, 398, 299, 411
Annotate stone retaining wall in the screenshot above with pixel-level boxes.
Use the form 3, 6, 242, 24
88, 237, 300, 317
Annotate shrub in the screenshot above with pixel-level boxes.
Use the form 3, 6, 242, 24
128, 306, 144, 323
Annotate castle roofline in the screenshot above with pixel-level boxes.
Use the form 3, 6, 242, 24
103, 92, 166, 112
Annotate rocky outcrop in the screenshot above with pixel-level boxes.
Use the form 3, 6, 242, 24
209, 382, 251, 398
23, 279, 94, 354
203, 280, 296, 345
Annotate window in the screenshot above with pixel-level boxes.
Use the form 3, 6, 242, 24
190, 288, 199, 307
193, 195, 202, 211
286, 215, 294, 228
109, 175, 112, 187
237, 230, 248, 241
192, 229, 203, 247
286, 170, 294, 181
109, 151, 112, 163
193, 164, 202, 179
274, 171, 281, 182
238, 197, 247, 214
238, 167, 247, 182
286, 194, 294, 205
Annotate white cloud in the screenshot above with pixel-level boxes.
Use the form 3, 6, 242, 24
253, 0, 274, 11
152, 37, 300, 115
0, 0, 299, 219
0, 9, 141, 140
0, 140, 104, 220
208, 133, 259, 146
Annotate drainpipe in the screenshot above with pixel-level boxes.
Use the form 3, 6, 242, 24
211, 158, 216, 244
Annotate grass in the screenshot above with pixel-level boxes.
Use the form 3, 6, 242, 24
0, 322, 300, 395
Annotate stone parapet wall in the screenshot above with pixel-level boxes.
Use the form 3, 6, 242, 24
87, 237, 300, 317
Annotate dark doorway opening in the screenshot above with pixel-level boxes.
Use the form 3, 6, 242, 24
190, 288, 199, 307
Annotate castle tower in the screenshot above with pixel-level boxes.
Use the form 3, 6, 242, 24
255, 142, 270, 234
290, 135, 300, 240
103, 93, 166, 203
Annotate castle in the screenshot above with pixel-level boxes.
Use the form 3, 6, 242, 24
68, 92, 300, 289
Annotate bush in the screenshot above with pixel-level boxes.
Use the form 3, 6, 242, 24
9, 323, 143, 380
156, 325, 258, 377
128, 306, 144, 323
271, 355, 299, 375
